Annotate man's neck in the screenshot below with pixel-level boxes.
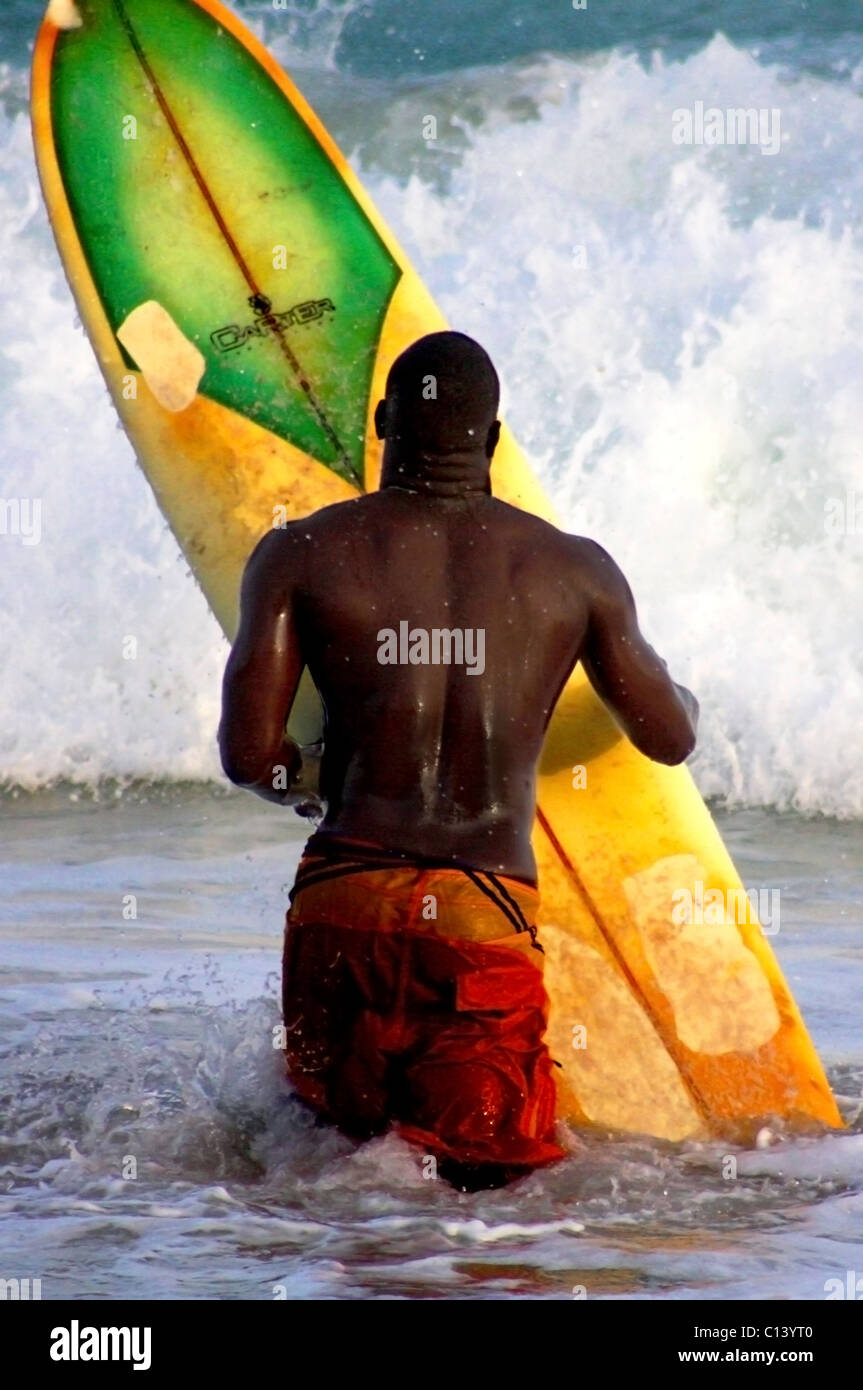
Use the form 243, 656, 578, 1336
381, 449, 491, 499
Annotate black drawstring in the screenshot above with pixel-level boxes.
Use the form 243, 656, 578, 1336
482, 870, 543, 950
288, 859, 404, 904
459, 868, 543, 953
289, 836, 543, 952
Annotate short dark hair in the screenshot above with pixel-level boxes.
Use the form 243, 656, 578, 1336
384, 331, 500, 453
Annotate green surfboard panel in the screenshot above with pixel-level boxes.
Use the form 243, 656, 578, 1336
51, 0, 401, 483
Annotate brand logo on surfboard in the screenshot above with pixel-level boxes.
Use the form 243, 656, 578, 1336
211, 294, 335, 352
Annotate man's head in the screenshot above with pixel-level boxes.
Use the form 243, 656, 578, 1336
375, 332, 501, 496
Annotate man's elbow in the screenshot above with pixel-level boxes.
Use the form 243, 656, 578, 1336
219, 744, 255, 788
219, 725, 301, 791
218, 725, 262, 789
641, 687, 699, 764
632, 721, 697, 766
221, 758, 253, 789
654, 730, 697, 765
628, 711, 697, 767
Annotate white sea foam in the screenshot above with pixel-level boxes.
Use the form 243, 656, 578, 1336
1, 35, 862, 811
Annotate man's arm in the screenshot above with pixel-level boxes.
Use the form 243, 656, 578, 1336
578, 541, 698, 765
219, 526, 311, 806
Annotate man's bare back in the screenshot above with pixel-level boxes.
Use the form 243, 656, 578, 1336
220, 484, 697, 883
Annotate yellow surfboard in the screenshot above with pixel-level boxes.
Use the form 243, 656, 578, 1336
31, 0, 843, 1140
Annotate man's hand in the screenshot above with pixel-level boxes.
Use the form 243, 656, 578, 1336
293, 740, 323, 796
280, 741, 324, 819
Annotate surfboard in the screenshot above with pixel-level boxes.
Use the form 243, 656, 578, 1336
31, 0, 843, 1141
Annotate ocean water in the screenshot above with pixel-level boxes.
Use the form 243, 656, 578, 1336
1, 0, 862, 1300
0, 788, 861, 1301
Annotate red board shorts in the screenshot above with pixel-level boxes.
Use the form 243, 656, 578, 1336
281, 837, 565, 1173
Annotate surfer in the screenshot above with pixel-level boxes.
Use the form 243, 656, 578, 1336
219, 331, 699, 1189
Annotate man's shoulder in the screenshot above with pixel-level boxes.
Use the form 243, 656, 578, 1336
295, 493, 370, 530
252, 495, 367, 553
487, 499, 607, 563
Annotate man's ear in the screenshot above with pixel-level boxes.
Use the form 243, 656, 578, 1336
374, 399, 387, 440
485, 418, 501, 459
